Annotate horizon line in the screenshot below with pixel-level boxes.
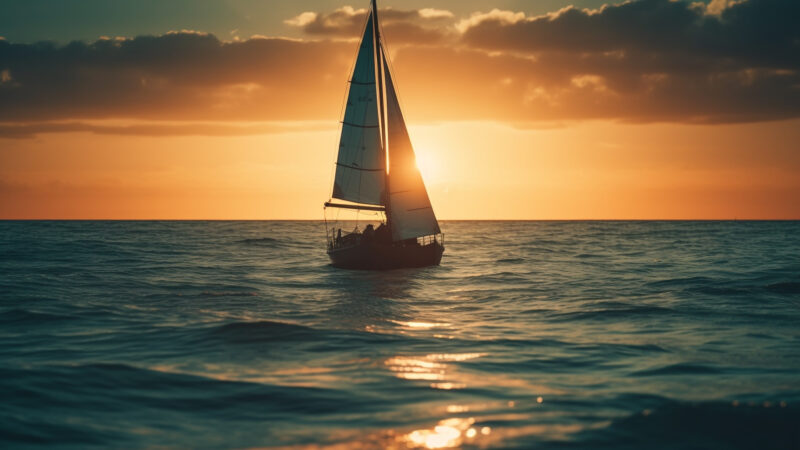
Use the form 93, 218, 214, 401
1, 219, 798, 222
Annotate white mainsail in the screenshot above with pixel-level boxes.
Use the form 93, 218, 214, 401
383, 58, 441, 241
328, 1, 441, 242
331, 18, 385, 206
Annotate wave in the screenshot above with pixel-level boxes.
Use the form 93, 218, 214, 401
546, 305, 675, 322
207, 320, 317, 343
235, 237, 283, 247
647, 276, 715, 288
0, 308, 77, 325
631, 363, 723, 377
497, 257, 526, 264
203, 320, 413, 349
2, 221, 799, 449
689, 285, 753, 296
766, 282, 800, 294
0, 362, 373, 447
647, 276, 800, 298
200, 291, 258, 297
578, 342, 668, 357
547, 395, 800, 450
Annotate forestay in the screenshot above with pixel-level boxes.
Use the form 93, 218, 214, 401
384, 59, 441, 241
331, 19, 385, 206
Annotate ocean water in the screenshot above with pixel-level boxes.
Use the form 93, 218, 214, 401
1, 221, 799, 449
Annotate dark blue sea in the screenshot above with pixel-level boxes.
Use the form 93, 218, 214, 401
1, 221, 799, 449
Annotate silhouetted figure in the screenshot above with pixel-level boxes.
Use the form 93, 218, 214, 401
375, 223, 390, 243
363, 224, 375, 241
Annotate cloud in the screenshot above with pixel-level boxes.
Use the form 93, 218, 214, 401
459, 0, 799, 68
0, 121, 331, 139
452, 0, 800, 122
284, 12, 318, 28
0, 32, 355, 124
0, 0, 798, 133
285, 6, 365, 37
704, 0, 745, 15
455, 9, 525, 33
418, 8, 454, 20
285, 6, 453, 44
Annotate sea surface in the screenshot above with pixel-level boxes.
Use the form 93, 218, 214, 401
1, 221, 799, 449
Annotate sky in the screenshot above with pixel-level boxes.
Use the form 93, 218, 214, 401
1, 0, 799, 219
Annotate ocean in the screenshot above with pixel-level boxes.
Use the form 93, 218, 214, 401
1, 221, 798, 449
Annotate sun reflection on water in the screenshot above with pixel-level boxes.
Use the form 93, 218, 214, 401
429, 382, 466, 390
405, 417, 477, 449
389, 320, 451, 329
384, 353, 487, 387
378, 350, 568, 448
385, 356, 446, 381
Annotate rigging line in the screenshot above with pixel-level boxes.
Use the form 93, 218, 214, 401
378, 17, 414, 144
380, 41, 408, 127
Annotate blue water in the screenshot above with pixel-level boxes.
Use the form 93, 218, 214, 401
1, 221, 798, 449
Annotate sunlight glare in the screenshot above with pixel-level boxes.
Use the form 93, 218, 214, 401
415, 152, 439, 183
405, 418, 476, 449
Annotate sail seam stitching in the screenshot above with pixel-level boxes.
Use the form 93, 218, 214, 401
342, 121, 379, 129
336, 163, 383, 172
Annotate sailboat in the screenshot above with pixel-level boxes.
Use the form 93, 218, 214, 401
324, 0, 444, 270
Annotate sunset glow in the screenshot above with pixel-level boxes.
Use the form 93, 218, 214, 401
1, 0, 798, 219
415, 152, 440, 185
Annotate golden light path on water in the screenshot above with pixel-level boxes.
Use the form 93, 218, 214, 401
405, 417, 478, 449
148, 316, 572, 448
388, 320, 451, 330
385, 353, 485, 390
384, 352, 513, 448
370, 318, 570, 448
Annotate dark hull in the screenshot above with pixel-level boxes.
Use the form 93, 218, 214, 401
328, 241, 444, 270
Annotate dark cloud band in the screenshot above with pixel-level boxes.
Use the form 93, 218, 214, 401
0, 0, 798, 135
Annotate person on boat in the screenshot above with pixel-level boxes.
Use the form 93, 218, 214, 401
363, 224, 375, 241
375, 223, 390, 243
336, 228, 342, 246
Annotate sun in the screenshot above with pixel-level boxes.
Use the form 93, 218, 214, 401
415, 152, 439, 183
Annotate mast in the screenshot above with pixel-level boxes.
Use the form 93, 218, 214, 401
372, 0, 392, 234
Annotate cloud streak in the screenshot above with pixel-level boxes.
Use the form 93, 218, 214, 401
0, 121, 331, 139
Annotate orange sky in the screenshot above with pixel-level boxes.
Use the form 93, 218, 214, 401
2, 118, 798, 219
1, 0, 798, 219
